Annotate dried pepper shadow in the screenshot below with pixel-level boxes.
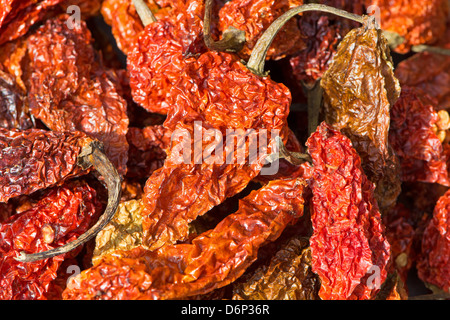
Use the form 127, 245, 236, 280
15, 140, 122, 262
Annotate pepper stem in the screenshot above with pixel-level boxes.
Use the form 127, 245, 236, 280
133, 0, 157, 26
246, 4, 366, 76
203, 0, 246, 52
265, 136, 312, 166
411, 45, 450, 56
14, 141, 122, 263
302, 80, 323, 136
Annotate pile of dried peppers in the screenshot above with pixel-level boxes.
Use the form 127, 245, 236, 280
0, 0, 449, 300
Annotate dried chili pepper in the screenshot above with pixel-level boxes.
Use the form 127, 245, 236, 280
394, 32, 450, 110
126, 0, 206, 114
140, 49, 292, 250
416, 189, 450, 293
383, 204, 415, 286
127, 2, 315, 251
232, 237, 320, 300
289, 0, 364, 86
125, 125, 171, 179
0, 180, 102, 300
0, 128, 123, 263
320, 20, 402, 209
63, 177, 308, 300
25, 15, 129, 175
0, 68, 33, 130
389, 87, 450, 186
92, 199, 145, 263
127, 0, 244, 115
307, 122, 390, 300
217, 0, 305, 60
0, 0, 102, 46
367, 0, 449, 54
101, 0, 170, 55
0, 128, 92, 202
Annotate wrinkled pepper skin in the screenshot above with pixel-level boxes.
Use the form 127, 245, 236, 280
0, 0, 64, 46
307, 122, 390, 300
0, 128, 92, 203
0, 181, 102, 300
0, 68, 33, 130
218, 0, 305, 60
0, 0, 102, 46
127, 0, 206, 114
141, 51, 291, 251
126, 125, 171, 179
62, 177, 308, 300
389, 87, 449, 186
394, 28, 450, 110
92, 199, 145, 263
289, 0, 364, 86
232, 237, 320, 300
321, 25, 402, 210
367, 0, 449, 53
101, 0, 173, 55
383, 204, 415, 286
25, 15, 129, 175
417, 189, 450, 292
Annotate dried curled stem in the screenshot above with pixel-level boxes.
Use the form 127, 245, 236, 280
410, 44, 450, 56
133, 0, 157, 26
265, 136, 312, 166
408, 292, 450, 300
383, 30, 450, 56
15, 141, 122, 262
203, 0, 246, 52
246, 3, 366, 76
302, 80, 323, 136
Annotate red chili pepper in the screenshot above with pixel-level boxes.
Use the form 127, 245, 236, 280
417, 189, 450, 292
0, 128, 92, 202
127, 0, 207, 114
289, 0, 364, 86
25, 15, 129, 175
0, 180, 102, 300
217, 0, 305, 60
307, 122, 390, 300
389, 87, 450, 186
368, 0, 449, 54
62, 176, 308, 300
141, 50, 292, 251
126, 125, 171, 179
